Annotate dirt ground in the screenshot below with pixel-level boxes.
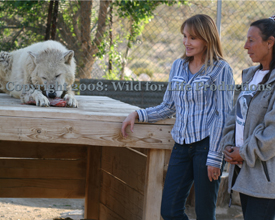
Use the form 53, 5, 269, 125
0, 198, 243, 220
0, 198, 84, 220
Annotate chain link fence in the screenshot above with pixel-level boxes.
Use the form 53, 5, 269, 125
1, 0, 275, 84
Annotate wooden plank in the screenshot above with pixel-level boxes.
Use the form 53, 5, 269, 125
131, 148, 148, 156
0, 93, 128, 103
0, 107, 175, 125
0, 141, 87, 159
0, 94, 175, 125
0, 116, 174, 149
143, 149, 165, 220
0, 93, 140, 121
0, 159, 86, 179
100, 171, 143, 220
0, 179, 85, 198
84, 146, 102, 219
102, 147, 146, 193
0, 107, 139, 123
99, 203, 125, 220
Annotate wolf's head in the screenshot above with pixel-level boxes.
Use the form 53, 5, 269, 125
28, 49, 76, 98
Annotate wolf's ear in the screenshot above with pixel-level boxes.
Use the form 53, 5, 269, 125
28, 51, 38, 65
63, 50, 74, 65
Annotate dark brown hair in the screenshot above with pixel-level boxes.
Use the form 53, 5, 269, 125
251, 18, 275, 84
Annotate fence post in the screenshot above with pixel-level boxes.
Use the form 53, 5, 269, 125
216, 0, 222, 37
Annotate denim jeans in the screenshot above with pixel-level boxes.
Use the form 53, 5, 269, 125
161, 137, 223, 220
240, 193, 275, 220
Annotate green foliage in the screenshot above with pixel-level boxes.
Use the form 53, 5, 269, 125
107, 0, 187, 80
97, 1, 189, 80
0, 1, 42, 14
96, 26, 124, 80
133, 67, 153, 78
102, 70, 120, 80
114, 0, 187, 23
0, 0, 188, 80
0, 1, 46, 51
113, 0, 187, 44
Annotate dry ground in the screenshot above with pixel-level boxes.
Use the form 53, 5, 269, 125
0, 198, 84, 220
0, 198, 243, 220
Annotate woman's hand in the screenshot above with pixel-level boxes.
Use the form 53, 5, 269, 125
121, 111, 139, 137
224, 146, 243, 165
207, 165, 221, 182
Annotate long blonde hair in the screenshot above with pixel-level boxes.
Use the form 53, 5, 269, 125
181, 14, 224, 72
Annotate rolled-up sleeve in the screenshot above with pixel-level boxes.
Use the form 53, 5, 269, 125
137, 60, 181, 123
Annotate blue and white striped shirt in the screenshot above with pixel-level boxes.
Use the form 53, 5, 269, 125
137, 58, 234, 168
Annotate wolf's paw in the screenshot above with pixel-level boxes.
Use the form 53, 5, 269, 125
36, 94, 50, 107
64, 94, 78, 108
0, 51, 12, 70
21, 92, 50, 107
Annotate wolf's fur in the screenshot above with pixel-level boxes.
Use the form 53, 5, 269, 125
0, 40, 77, 107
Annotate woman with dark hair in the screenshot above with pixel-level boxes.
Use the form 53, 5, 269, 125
222, 16, 275, 220
121, 14, 234, 220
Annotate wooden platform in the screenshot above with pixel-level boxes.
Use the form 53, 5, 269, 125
0, 93, 175, 220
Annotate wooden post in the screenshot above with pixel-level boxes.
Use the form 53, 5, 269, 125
143, 149, 165, 220
84, 146, 102, 219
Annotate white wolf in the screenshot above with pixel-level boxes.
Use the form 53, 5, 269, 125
0, 40, 77, 107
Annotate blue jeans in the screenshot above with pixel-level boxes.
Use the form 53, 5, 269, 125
240, 193, 275, 220
161, 137, 223, 220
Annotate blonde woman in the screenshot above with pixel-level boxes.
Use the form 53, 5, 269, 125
121, 14, 234, 220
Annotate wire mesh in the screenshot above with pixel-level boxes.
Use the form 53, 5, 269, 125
1, 0, 275, 84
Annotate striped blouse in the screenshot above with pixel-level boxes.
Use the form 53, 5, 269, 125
137, 58, 234, 168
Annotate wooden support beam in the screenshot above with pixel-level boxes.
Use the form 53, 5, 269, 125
143, 149, 165, 220
84, 146, 102, 219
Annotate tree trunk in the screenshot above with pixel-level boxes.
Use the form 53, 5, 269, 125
108, 3, 113, 75
78, 0, 111, 79
80, 0, 92, 50
45, 0, 53, 40
78, 0, 92, 78
51, 0, 59, 40
121, 18, 134, 80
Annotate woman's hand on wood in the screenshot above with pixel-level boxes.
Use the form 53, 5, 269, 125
121, 111, 139, 137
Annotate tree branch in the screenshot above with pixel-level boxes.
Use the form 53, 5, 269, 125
57, 12, 77, 47
0, 26, 23, 29
69, 1, 81, 43
92, 0, 111, 49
